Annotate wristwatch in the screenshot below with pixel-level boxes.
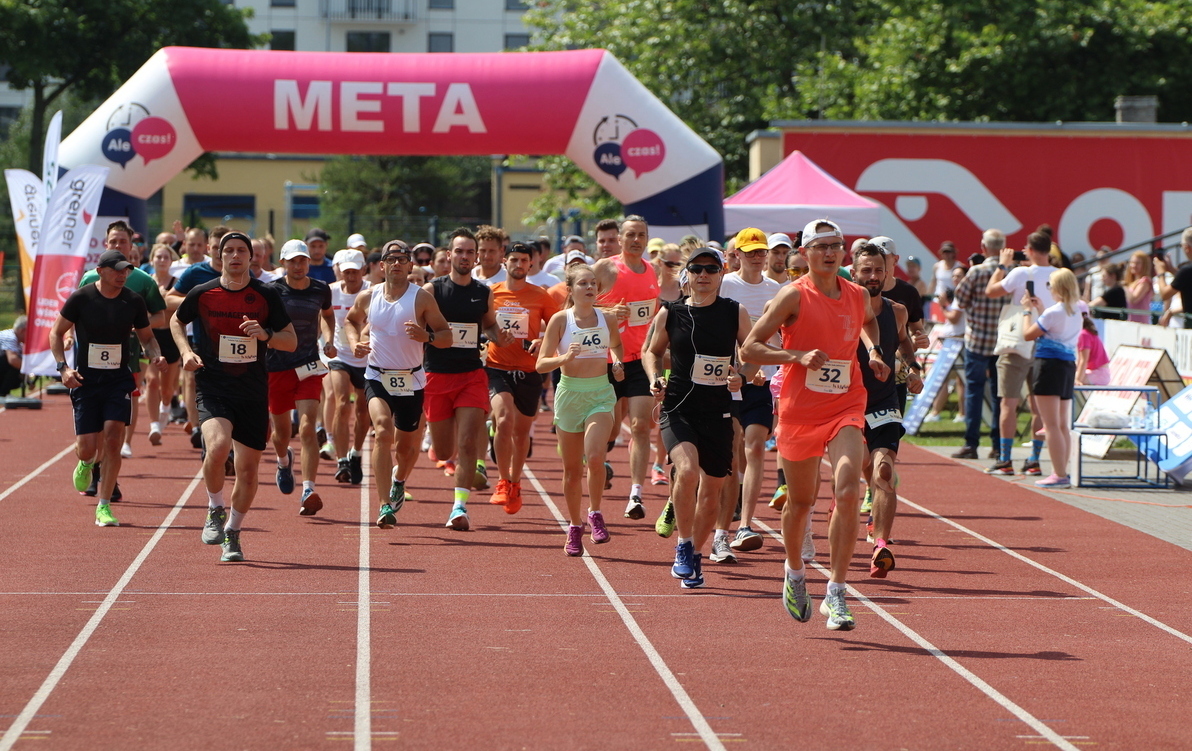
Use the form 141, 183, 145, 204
55, 361, 68, 372
869, 345, 884, 358
427, 330, 436, 344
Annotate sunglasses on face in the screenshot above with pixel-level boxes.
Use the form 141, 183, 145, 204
787, 267, 808, 278
687, 264, 722, 275
737, 248, 765, 255
663, 260, 683, 268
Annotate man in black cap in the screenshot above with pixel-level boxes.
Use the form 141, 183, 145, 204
304, 228, 337, 284
50, 249, 166, 528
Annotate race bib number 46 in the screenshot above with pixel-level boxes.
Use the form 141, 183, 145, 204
691, 354, 731, 386
573, 327, 607, 357
88, 343, 121, 370
628, 299, 656, 327
450, 322, 479, 349
218, 335, 256, 364
805, 358, 851, 394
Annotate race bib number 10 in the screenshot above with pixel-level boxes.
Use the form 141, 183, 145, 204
218, 335, 256, 364
450, 323, 479, 349
805, 358, 851, 394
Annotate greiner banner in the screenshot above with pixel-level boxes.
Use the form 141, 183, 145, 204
4, 169, 44, 301
57, 47, 725, 241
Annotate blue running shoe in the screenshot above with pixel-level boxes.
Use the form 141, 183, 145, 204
671, 540, 695, 579
275, 448, 294, 495
680, 553, 704, 589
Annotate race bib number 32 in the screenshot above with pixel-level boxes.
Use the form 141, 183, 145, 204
805, 358, 851, 394
218, 335, 256, 364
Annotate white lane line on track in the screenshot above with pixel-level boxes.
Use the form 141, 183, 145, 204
523, 467, 726, 751
897, 494, 1192, 646
751, 519, 1080, 751
0, 468, 204, 751
0, 443, 75, 505
355, 443, 373, 751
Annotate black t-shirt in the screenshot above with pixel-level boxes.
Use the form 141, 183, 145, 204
60, 284, 150, 383
175, 277, 292, 400
662, 295, 740, 414
265, 277, 332, 373
425, 275, 490, 374
856, 298, 899, 412
1172, 266, 1192, 328
881, 278, 923, 325
1093, 285, 1128, 321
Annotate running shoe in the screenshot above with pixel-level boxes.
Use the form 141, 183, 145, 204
765, 436, 777, 452
820, 590, 856, 631
316, 424, 328, 447
1022, 460, 1042, 476
148, 423, 162, 446
319, 441, 335, 461
221, 528, 244, 562
588, 509, 609, 543
860, 487, 873, 514
505, 482, 523, 515
335, 458, 351, 484
866, 517, 875, 544
870, 542, 896, 579
388, 478, 406, 513
801, 524, 815, 562
94, 504, 119, 527
985, 460, 1015, 475
275, 448, 295, 494
769, 484, 788, 511
120, 443, 133, 459
489, 478, 510, 506
83, 464, 100, 497
377, 503, 398, 530
473, 463, 489, 491
709, 536, 736, 564
565, 524, 584, 556
671, 540, 695, 579
442, 459, 456, 477
299, 488, 323, 516
783, 575, 812, 622
654, 500, 676, 538
1035, 473, 1071, 488
73, 460, 95, 493
202, 507, 228, 545
348, 453, 363, 485
604, 462, 614, 490
190, 427, 203, 449
110, 483, 122, 503
446, 506, 470, 531
624, 494, 645, 520
680, 553, 704, 589
650, 464, 669, 485
730, 526, 763, 552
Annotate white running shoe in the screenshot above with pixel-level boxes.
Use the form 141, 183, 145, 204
120, 443, 133, 459
801, 523, 815, 562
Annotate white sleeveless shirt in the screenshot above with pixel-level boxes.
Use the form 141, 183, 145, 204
559, 308, 610, 360
364, 283, 426, 390
331, 279, 370, 367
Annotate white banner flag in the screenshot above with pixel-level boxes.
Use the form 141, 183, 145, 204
23, 164, 110, 377
42, 110, 62, 204
4, 169, 44, 301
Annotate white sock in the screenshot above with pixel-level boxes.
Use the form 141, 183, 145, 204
785, 562, 806, 581
630, 483, 642, 499
303, 480, 315, 493
149, 421, 161, 434
827, 580, 847, 596
714, 528, 729, 541
207, 490, 224, 510
225, 508, 245, 531
277, 452, 290, 468
348, 448, 358, 459
678, 536, 693, 546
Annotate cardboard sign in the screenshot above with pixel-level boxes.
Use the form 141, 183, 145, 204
904, 337, 963, 435
1077, 345, 1181, 458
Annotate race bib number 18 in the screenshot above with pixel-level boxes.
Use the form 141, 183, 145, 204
218, 335, 256, 364
805, 358, 851, 394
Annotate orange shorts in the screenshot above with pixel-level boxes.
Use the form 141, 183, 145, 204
776, 413, 865, 462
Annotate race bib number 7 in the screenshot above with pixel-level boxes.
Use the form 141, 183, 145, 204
450, 322, 479, 349
805, 358, 851, 394
218, 335, 256, 364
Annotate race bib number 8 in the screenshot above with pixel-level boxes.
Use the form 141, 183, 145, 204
573, 327, 607, 357
496, 309, 530, 339
865, 407, 903, 429
88, 343, 121, 370
296, 360, 329, 380
218, 335, 256, 364
450, 323, 479, 349
628, 299, 656, 327
379, 369, 414, 396
691, 354, 731, 386
805, 358, 851, 394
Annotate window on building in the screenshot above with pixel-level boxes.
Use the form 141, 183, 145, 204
182, 194, 256, 224
291, 195, 321, 220
504, 33, 530, 50
270, 30, 296, 50
428, 32, 454, 53
428, 0, 454, 8
505, 0, 527, 10
271, 0, 296, 6
347, 31, 392, 52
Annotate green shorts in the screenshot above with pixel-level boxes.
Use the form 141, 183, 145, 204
553, 374, 616, 433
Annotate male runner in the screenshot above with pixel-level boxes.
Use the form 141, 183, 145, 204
742, 219, 889, 630
327, 248, 371, 485
345, 241, 453, 529
52, 249, 165, 526
266, 240, 335, 515
172, 232, 296, 561
425, 228, 513, 529
486, 242, 560, 513
473, 225, 507, 287
594, 215, 659, 519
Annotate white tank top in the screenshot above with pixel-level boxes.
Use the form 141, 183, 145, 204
560, 308, 610, 360
331, 279, 370, 367
364, 283, 426, 389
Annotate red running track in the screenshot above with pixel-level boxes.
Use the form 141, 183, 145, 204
2, 395, 1192, 749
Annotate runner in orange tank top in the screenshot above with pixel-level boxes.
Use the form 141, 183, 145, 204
742, 219, 890, 632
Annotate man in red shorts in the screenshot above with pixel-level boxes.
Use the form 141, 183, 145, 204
742, 219, 889, 631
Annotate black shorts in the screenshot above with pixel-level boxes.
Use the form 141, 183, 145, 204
152, 328, 181, 365
70, 373, 135, 435
364, 379, 425, 433
610, 359, 651, 399
196, 389, 270, 451
737, 382, 774, 432
1033, 358, 1076, 399
486, 367, 543, 417
329, 360, 367, 390
661, 407, 734, 478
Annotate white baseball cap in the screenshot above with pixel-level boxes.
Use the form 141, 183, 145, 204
280, 239, 310, 260
346, 233, 368, 249
333, 248, 366, 271
565, 250, 589, 264
768, 232, 793, 250
800, 219, 844, 246
870, 236, 897, 255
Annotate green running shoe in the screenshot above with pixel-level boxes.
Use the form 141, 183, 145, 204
654, 499, 676, 538
820, 590, 856, 631
860, 487, 873, 514
74, 460, 95, 493
377, 503, 397, 530
202, 507, 227, 545
95, 504, 119, 527
221, 529, 244, 562
783, 575, 812, 622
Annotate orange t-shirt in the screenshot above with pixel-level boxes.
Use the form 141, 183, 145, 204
777, 275, 868, 424
595, 255, 659, 362
546, 280, 569, 308
486, 281, 561, 372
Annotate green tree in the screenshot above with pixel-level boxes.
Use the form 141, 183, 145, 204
0, 0, 264, 174
316, 155, 491, 245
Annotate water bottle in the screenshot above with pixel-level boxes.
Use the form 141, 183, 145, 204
1145, 401, 1158, 431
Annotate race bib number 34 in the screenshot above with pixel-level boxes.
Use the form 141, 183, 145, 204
88, 343, 121, 370
450, 322, 479, 349
805, 358, 851, 394
496, 309, 530, 339
218, 335, 256, 364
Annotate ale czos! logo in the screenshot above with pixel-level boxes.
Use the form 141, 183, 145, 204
101, 102, 177, 169
593, 114, 665, 180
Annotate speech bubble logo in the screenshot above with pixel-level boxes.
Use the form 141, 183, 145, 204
131, 116, 176, 165
594, 142, 626, 180
621, 129, 665, 178
101, 128, 135, 168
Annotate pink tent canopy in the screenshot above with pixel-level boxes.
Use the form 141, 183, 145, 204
724, 150, 882, 236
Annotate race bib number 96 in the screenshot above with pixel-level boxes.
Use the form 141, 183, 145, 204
805, 358, 851, 394
691, 354, 731, 386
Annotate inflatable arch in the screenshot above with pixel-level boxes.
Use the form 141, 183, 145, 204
59, 47, 725, 242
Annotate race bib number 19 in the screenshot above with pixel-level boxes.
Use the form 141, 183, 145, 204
296, 360, 328, 380
805, 358, 851, 394
218, 335, 256, 364
88, 343, 121, 370
450, 322, 479, 349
